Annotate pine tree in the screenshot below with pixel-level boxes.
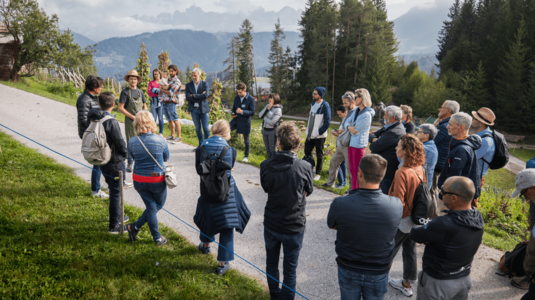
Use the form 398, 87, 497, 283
437, 0, 461, 63
364, 43, 391, 105
237, 19, 255, 90
267, 19, 286, 95
223, 36, 240, 87
461, 60, 488, 112
135, 42, 151, 100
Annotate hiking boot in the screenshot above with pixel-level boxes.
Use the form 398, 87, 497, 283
512, 276, 531, 290
157, 236, 168, 246
198, 242, 211, 254
126, 163, 133, 173
126, 223, 140, 242
216, 262, 230, 275
171, 137, 182, 144
389, 279, 413, 297
92, 190, 109, 198
108, 224, 126, 234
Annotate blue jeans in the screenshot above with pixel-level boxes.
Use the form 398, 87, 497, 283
337, 160, 347, 186
133, 181, 167, 241
338, 267, 388, 300
150, 98, 164, 134
200, 228, 234, 262
191, 108, 210, 145
264, 226, 305, 300
91, 165, 102, 193
379, 177, 393, 195
101, 160, 124, 229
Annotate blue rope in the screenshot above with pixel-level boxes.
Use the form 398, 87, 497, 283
0, 123, 310, 300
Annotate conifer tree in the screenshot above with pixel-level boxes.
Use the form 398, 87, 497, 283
237, 19, 255, 90
461, 60, 488, 112
364, 44, 391, 105
267, 19, 285, 94
223, 36, 240, 87
135, 42, 151, 100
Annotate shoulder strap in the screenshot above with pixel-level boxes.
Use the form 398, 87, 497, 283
137, 136, 164, 171
100, 115, 113, 123
410, 167, 425, 183
219, 146, 229, 159
200, 145, 209, 161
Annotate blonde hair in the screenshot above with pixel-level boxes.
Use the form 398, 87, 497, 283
355, 88, 372, 107
133, 111, 157, 135
211, 119, 231, 140
400, 104, 413, 120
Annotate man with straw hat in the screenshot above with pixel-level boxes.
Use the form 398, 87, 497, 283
470, 107, 496, 192
118, 70, 147, 173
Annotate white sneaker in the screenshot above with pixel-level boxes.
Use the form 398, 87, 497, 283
314, 175, 321, 181
171, 137, 182, 144
389, 279, 413, 297
123, 181, 133, 189
242, 157, 249, 162
92, 190, 109, 198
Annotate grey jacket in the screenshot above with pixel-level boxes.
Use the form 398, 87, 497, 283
259, 104, 282, 129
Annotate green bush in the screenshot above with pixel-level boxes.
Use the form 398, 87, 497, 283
44, 81, 82, 100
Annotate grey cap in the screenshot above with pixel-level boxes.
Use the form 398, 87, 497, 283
512, 169, 535, 198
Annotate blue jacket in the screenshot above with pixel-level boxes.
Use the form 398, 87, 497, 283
423, 140, 438, 190
434, 117, 453, 172
306, 100, 331, 138
193, 136, 251, 236
230, 93, 256, 134
438, 134, 482, 200
349, 106, 375, 149
128, 132, 169, 177
185, 81, 210, 114
327, 188, 403, 274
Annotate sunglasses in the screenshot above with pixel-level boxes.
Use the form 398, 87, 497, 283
343, 93, 354, 99
441, 187, 461, 197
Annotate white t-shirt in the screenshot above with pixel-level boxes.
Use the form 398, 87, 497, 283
311, 100, 323, 114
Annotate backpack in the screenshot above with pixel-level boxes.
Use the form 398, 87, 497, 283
196, 146, 232, 204
302, 155, 316, 169
482, 130, 509, 170
411, 167, 435, 225
81, 115, 113, 166
497, 241, 527, 278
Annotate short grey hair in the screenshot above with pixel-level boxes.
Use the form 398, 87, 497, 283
444, 100, 460, 114
419, 124, 438, 140
385, 106, 402, 122
451, 112, 472, 130
192, 68, 202, 76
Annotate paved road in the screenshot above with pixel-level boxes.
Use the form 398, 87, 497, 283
0, 84, 524, 299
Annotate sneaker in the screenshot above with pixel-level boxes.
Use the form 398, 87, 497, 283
126, 223, 140, 242
122, 215, 129, 222
216, 262, 230, 275
512, 276, 531, 290
198, 242, 211, 254
166, 136, 175, 141
159, 133, 164, 137
242, 157, 249, 162
123, 181, 133, 189
335, 184, 345, 189
322, 183, 333, 188
92, 190, 109, 198
108, 224, 126, 234
126, 163, 133, 173
389, 279, 413, 297
314, 175, 321, 181
171, 137, 182, 144
157, 236, 168, 246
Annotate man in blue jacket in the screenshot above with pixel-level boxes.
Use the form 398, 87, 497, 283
304, 87, 331, 181
328, 154, 403, 299
470, 107, 496, 193
230, 82, 255, 162
186, 68, 210, 147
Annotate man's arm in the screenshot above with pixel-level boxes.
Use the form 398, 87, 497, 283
389, 172, 408, 208
327, 199, 339, 229
109, 120, 127, 158
318, 104, 331, 135
118, 103, 135, 120
434, 125, 450, 146
240, 96, 256, 116
193, 82, 208, 100
260, 161, 271, 193
369, 131, 397, 153
305, 166, 314, 196
185, 83, 198, 104
409, 218, 446, 244
369, 126, 385, 142
475, 138, 490, 159
141, 92, 147, 110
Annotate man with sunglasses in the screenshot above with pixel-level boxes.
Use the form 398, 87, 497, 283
304, 87, 331, 181
410, 176, 484, 300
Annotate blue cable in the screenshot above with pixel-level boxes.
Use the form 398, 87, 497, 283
0, 123, 310, 300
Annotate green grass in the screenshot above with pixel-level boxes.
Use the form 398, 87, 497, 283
509, 147, 535, 163
0, 132, 269, 299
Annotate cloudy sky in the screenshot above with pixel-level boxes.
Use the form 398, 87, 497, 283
36, 0, 454, 42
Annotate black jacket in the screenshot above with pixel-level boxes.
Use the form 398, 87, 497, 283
437, 134, 482, 199
86, 108, 128, 161
434, 117, 452, 172
260, 151, 314, 234
76, 90, 100, 139
403, 120, 415, 134
327, 188, 403, 274
369, 122, 406, 179
410, 209, 484, 279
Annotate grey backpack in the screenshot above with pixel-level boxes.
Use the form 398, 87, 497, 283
81, 115, 113, 166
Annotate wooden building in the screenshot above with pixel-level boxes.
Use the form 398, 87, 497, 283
0, 24, 20, 81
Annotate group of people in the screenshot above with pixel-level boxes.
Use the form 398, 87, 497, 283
76, 68, 510, 300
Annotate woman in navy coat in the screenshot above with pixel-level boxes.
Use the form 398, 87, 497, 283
194, 119, 251, 275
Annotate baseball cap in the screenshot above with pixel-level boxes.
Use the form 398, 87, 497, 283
512, 169, 535, 198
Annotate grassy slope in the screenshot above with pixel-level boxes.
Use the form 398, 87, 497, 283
0, 132, 268, 299
509, 148, 535, 163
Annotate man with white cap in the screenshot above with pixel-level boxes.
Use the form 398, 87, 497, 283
512, 169, 535, 295
470, 107, 496, 192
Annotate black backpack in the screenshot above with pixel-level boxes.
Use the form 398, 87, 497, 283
498, 241, 527, 278
196, 146, 232, 204
411, 167, 435, 225
302, 155, 315, 169
482, 130, 509, 170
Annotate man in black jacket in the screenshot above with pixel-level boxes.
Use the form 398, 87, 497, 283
328, 154, 403, 300
86, 92, 128, 234
410, 176, 483, 300
76, 75, 108, 198
260, 122, 314, 300
369, 105, 406, 194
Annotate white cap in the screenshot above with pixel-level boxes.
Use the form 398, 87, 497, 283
512, 169, 535, 198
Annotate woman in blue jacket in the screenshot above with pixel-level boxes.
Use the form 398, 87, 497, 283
194, 120, 251, 275
346, 88, 375, 190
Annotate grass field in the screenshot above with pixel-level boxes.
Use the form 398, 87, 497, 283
509, 147, 535, 163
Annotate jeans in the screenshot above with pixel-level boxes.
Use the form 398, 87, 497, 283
391, 229, 418, 284
101, 160, 124, 229
133, 181, 167, 241
191, 108, 210, 144
150, 98, 164, 134
338, 267, 388, 300
379, 177, 394, 195
200, 228, 234, 262
243, 133, 251, 157
263, 129, 277, 159
337, 160, 347, 186
304, 138, 326, 175
522, 276, 535, 300
91, 165, 102, 193
264, 226, 305, 300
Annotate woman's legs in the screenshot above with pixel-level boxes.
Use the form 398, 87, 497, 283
348, 147, 365, 190
217, 228, 235, 263
133, 182, 167, 241
156, 105, 164, 134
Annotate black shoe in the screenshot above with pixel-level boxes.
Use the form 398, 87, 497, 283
126, 163, 133, 173
157, 236, 168, 246
126, 223, 140, 242
512, 276, 531, 290
108, 224, 126, 234
322, 183, 332, 188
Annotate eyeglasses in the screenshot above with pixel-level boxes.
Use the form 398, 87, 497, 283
312, 92, 318, 96
441, 187, 461, 197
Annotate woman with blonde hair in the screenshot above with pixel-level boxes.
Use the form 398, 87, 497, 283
346, 88, 375, 190
125, 111, 170, 246
194, 119, 251, 275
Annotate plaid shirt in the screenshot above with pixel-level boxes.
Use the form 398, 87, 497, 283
162, 76, 181, 104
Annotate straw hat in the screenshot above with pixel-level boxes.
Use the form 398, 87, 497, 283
124, 70, 142, 82
471, 107, 495, 126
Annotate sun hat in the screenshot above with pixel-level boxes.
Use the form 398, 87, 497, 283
124, 70, 142, 82
471, 107, 495, 126
512, 169, 535, 198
